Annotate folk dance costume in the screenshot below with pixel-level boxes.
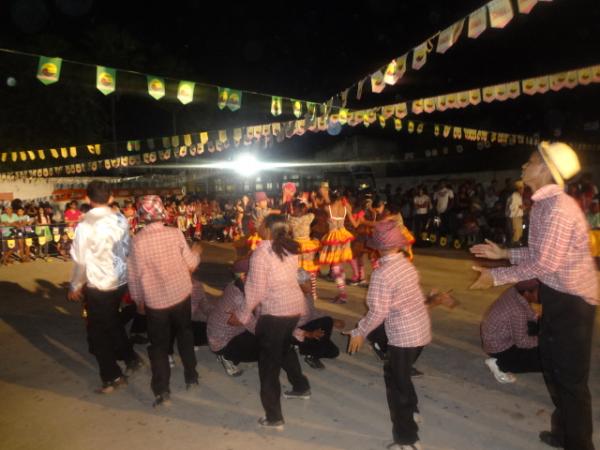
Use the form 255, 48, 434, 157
246, 192, 272, 252
350, 221, 431, 449
176, 204, 187, 233
349, 208, 376, 285
319, 205, 354, 303
289, 212, 320, 299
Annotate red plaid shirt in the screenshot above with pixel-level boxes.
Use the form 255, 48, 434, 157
128, 222, 200, 309
207, 282, 256, 352
352, 253, 431, 347
237, 240, 305, 324
492, 185, 598, 305
481, 287, 538, 354
191, 279, 215, 322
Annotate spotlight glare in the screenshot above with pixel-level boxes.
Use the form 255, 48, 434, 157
233, 153, 260, 176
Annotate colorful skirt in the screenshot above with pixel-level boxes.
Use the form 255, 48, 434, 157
319, 228, 354, 265
296, 237, 321, 273
246, 232, 262, 251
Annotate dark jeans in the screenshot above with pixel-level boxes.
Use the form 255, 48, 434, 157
490, 345, 541, 373
146, 297, 198, 396
368, 322, 389, 352
255, 314, 310, 422
414, 214, 428, 239
298, 316, 340, 359
217, 330, 260, 364
85, 285, 136, 383
539, 283, 595, 450
168, 321, 208, 355
385, 346, 423, 446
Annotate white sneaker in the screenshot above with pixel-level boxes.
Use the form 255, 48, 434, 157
387, 441, 423, 450
485, 358, 516, 384
217, 355, 243, 377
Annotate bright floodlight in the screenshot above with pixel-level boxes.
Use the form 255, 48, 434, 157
233, 153, 260, 176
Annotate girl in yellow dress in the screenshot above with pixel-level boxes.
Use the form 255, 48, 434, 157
318, 190, 359, 304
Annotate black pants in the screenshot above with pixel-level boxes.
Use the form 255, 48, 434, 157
385, 346, 423, 446
255, 315, 310, 422
146, 297, 198, 396
85, 285, 136, 383
368, 322, 389, 352
168, 321, 208, 354
217, 330, 260, 365
539, 283, 595, 450
298, 316, 340, 359
414, 214, 428, 238
490, 345, 541, 373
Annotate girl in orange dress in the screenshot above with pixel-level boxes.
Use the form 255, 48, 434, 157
289, 199, 320, 300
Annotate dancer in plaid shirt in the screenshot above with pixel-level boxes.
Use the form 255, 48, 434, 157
347, 220, 431, 450
229, 214, 310, 430
471, 142, 598, 450
128, 195, 202, 408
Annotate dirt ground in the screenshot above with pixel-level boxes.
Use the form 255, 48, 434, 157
0, 244, 598, 450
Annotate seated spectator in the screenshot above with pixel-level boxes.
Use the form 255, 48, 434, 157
481, 279, 541, 384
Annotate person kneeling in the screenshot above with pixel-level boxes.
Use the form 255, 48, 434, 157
481, 279, 541, 384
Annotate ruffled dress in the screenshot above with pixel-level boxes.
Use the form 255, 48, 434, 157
289, 213, 320, 273
319, 205, 354, 265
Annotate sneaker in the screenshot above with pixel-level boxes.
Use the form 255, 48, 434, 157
125, 356, 144, 376
410, 367, 424, 378
168, 354, 175, 368
304, 355, 325, 369
152, 392, 172, 408
538, 431, 564, 448
258, 416, 284, 430
485, 358, 516, 384
217, 355, 243, 377
94, 376, 127, 394
283, 389, 311, 400
387, 442, 423, 450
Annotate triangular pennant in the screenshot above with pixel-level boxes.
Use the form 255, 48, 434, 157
424, 97, 436, 113
436, 19, 464, 54
565, 70, 579, 89
412, 41, 428, 70
469, 89, 482, 105
517, 0, 538, 14
271, 96, 282, 116
394, 102, 408, 118
446, 93, 457, 109
292, 99, 303, 118
578, 67, 593, 85
147, 76, 165, 100
443, 125, 452, 138
436, 95, 448, 111
227, 90, 242, 111
507, 81, 521, 98
177, 81, 195, 105
378, 115, 386, 128
394, 118, 402, 131
549, 73, 566, 91
536, 76, 549, 93
411, 99, 423, 114
468, 6, 488, 38
384, 54, 407, 85
482, 86, 495, 102
36, 56, 62, 85
488, 0, 514, 28
96, 66, 116, 95
522, 78, 537, 95
494, 83, 509, 101
457, 91, 470, 108
371, 70, 385, 93
434, 124, 440, 136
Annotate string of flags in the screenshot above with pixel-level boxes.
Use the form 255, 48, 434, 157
1, 47, 326, 114
329, 0, 553, 103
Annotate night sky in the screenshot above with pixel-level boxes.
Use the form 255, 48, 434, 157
1, 0, 599, 175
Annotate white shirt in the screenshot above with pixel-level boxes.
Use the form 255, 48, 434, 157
506, 191, 523, 218
413, 194, 430, 215
70, 206, 130, 291
434, 187, 454, 214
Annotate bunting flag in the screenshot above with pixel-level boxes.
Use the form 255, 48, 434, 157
382, 105, 395, 118
36, 56, 62, 85
378, 115, 386, 128
437, 19, 464, 54
292, 99, 303, 118
565, 70, 579, 89
177, 81, 195, 105
217, 87, 229, 109
228, 89, 242, 111
395, 103, 408, 118
468, 6, 488, 38
488, 0, 514, 29
507, 81, 521, 98
147, 76, 165, 100
412, 41, 428, 70
339, 108, 349, 124
384, 54, 407, 85
412, 99, 424, 114
494, 83, 509, 101
458, 91, 470, 107
371, 70, 385, 93
271, 96, 282, 116
522, 77, 537, 95
394, 118, 402, 131
96, 66, 116, 95
517, 0, 538, 14
578, 67, 593, 85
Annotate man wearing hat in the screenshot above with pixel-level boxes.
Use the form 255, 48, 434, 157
471, 142, 598, 450
347, 220, 431, 450
127, 195, 203, 407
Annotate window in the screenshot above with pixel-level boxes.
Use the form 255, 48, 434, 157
266, 182, 273, 190
256, 183, 263, 190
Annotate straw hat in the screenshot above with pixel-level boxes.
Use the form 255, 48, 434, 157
537, 141, 581, 188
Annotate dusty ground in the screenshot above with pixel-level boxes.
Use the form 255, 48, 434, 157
0, 244, 598, 450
